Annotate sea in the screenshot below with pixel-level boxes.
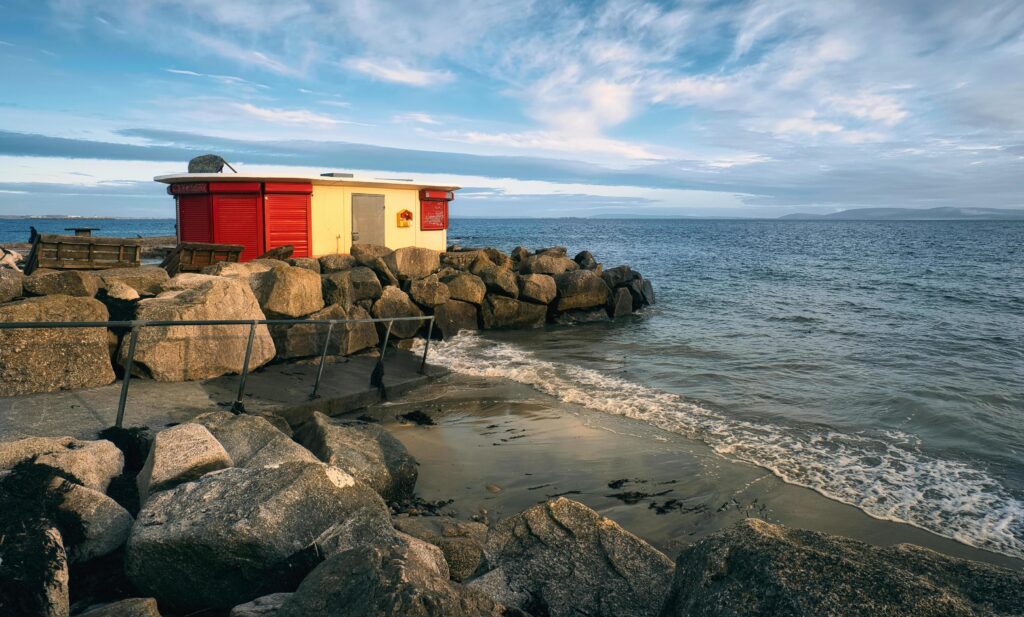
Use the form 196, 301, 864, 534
439, 218, 1024, 561
4, 216, 1021, 560
0, 218, 175, 244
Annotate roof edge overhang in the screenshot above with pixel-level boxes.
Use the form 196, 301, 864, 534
154, 173, 459, 192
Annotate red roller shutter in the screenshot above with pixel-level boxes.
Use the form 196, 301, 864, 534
211, 185, 263, 261
263, 183, 312, 258
177, 194, 212, 242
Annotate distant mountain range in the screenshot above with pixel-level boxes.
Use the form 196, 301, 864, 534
778, 207, 1024, 221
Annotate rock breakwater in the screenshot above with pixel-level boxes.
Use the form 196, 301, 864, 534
0, 244, 654, 396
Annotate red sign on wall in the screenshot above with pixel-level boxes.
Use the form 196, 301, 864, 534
169, 182, 209, 195
420, 200, 448, 231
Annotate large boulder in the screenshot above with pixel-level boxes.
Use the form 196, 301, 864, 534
609, 286, 634, 318
554, 270, 611, 311
553, 308, 610, 325
482, 248, 513, 270
660, 518, 1024, 617
440, 250, 484, 271
394, 516, 489, 582
510, 246, 530, 265
319, 253, 356, 273
470, 498, 674, 617
121, 277, 275, 382
409, 274, 450, 308
351, 243, 392, 266
53, 479, 133, 563
229, 593, 292, 617
270, 303, 348, 360
516, 273, 556, 305
296, 412, 417, 502
0, 295, 114, 396
192, 411, 319, 469
125, 461, 392, 611
470, 257, 518, 298
641, 278, 656, 305
433, 300, 479, 339
341, 305, 381, 354
201, 260, 278, 282
272, 304, 377, 357
535, 246, 567, 257
518, 253, 578, 276
367, 256, 400, 287
481, 295, 546, 330
0, 267, 24, 303
80, 598, 161, 617
0, 436, 123, 492
250, 266, 324, 318
321, 271, 355, 309
23, 270, 99, 297
600, 265, 640, 289
0, 526, 71, 617
277, 538, 515, 617
349, 266, 384, 301
385, 247, 440, 281
442, 273, 486, 305
97, 266, 169, 296
136, 423, 233, 503
160, 273, 222, 291
372, 286, 424, 339
286, 257, 320, 273
574, 250, 599, 270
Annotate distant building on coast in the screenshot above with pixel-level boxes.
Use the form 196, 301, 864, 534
155, 171, 459, 261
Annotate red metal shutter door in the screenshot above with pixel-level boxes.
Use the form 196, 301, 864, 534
264, 183, 312, 258
212, 193, 264, 261
177, 195, 212, 242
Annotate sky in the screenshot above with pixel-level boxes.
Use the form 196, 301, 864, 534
0, 0, 1022, 218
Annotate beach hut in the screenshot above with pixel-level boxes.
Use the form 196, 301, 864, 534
155, 173, 458, 261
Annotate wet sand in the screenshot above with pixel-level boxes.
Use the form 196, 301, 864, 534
365, 373, 1023, 570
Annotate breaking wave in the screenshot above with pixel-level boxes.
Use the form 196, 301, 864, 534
421, 333, 1024, 560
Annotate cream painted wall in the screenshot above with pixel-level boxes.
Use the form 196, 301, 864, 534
310, 185, 348, 256
310, 184, 447, 256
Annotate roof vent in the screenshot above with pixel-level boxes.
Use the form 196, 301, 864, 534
320, 172, 354, 178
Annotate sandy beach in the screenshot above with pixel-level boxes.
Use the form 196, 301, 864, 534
367, 372, 1023, 570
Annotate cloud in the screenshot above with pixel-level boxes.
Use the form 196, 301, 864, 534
164, 68, 269, 90
233, 104, 344, 127
773, 113, 845, 136
394, 113, 442, 126
343, 57, 454, 86
827, 93, 907, 126
436, 129, 664, 161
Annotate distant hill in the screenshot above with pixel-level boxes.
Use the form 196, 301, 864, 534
779, 207, 1024, 221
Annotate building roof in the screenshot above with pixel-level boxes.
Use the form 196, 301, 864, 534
154, 172, 459, 192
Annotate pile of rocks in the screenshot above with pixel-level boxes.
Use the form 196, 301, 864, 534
0, 244, 654, 396
1, 415, 1019, 617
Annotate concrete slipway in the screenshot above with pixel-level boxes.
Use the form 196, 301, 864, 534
0, 350, 444, 441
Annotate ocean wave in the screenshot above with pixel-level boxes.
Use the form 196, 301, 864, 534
420, 333, 1024, 560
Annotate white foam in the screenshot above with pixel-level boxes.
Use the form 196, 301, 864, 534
419, 333, 1024, 560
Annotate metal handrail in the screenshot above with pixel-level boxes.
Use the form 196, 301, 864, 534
0, 315, 435, 427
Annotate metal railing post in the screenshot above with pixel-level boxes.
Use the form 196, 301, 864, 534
310, 321, 335, 400
231, 320, 257, 414
419, 317, 434, 374
115, 323, 142, 428
370, 320, 394, 391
